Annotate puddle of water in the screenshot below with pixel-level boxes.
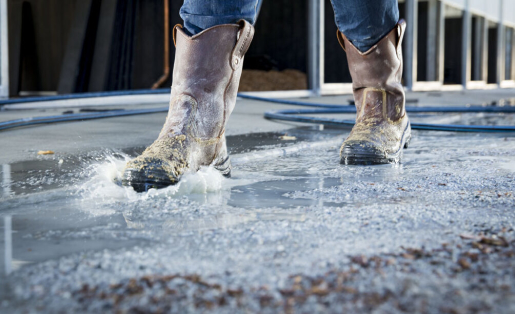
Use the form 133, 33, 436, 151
497, 161, 515, 172
0, 128, 336, 198
0, 128, 345, 278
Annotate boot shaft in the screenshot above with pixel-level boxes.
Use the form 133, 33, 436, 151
165, 21, 254, 140
337, 20, 406, 123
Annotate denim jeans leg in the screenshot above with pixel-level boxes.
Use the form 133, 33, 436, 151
330, 0, 399, 52
180, 0, 262, 35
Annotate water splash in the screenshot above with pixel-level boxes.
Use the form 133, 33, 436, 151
76, 154, 229, 216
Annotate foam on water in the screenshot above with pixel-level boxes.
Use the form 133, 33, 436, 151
76, 154, 229, 216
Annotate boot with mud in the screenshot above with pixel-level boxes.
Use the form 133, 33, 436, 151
122, 20, 254, 192
338, 20, 411, 165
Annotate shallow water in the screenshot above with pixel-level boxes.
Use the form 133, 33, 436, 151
1, 118, 515, 312
0, 128, 340, 272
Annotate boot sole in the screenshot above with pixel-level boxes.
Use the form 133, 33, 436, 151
340, 122, 411, 165
122, 168, 178, 193
122, 157, 232, 192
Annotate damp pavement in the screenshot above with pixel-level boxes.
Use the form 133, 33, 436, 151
1, 90, 515, 313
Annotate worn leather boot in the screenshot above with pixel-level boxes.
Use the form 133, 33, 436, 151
337, 20, 411, 165
122, 20, 254, 192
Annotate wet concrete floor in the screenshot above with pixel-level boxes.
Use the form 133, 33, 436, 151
1, 92, 515, 313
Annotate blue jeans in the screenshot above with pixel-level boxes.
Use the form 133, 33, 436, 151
180, 0, 399, 52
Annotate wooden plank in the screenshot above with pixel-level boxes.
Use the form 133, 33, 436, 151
7, 0, 23, 96
57, 0, 93, 94
19, 1, 40, 92
88, 0, 117, 91
37, 0, 77, 91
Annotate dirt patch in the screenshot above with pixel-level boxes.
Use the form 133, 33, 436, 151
68, 232, 514, 313
238, 69, 307, 91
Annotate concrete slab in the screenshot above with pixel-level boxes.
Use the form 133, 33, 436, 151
0, 89, 514, 313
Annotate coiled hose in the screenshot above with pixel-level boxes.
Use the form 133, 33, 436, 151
1, 89, 514, 132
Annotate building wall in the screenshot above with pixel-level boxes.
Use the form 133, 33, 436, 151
0, 0, 514, 97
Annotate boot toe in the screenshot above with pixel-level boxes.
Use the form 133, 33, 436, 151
122, 158, 180, 192
340, 141, 393, 165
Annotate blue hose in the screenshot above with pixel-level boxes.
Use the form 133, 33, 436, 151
238, 94, 515, 113
263, 110, 515, 132
240, 94, 515, 132
0, 88, 171, 105
0, 89, 514, 132
0, 107, 168, 131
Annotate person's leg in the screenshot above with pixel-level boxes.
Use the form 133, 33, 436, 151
332, 0, 411, 165
123, 1, 259, 191
330, 0, 399, 52
180, 0, 261, 35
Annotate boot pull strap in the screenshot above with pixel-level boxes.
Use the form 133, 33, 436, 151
336, 30, 346, 52
396, 19, 406, 54
231, 19, 255, 70
172, 24, 182, 47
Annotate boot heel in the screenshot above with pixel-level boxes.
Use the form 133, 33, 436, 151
404, 136, 411, 149
214, 156, 232, 178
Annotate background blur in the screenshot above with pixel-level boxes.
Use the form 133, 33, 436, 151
0, 0, 513, 99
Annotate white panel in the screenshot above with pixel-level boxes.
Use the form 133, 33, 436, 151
503, 1, 515, 26
446, 0, 515, 26
444, 5, 463, 18
443, 0, 466, 9
469, 0, 487, 17
0, 0, 9, 98
481, 0, 500, 22
469, 0, 500, 22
